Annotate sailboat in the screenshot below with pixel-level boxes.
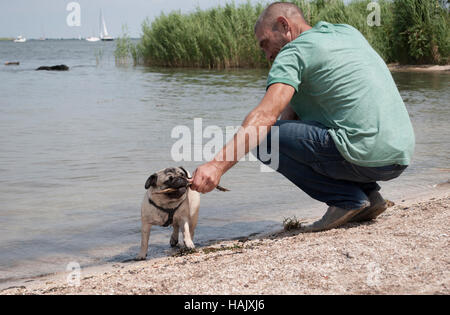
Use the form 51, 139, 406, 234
86, 35, 100, 42
100, 10, 114, 41
86, 26, 100, 42
39, 25, 46, 40
14, 35, 26, 43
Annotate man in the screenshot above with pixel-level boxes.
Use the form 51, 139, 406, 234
190, 2, 415, 232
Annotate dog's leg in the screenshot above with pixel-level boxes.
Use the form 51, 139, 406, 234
170, 223, 179, 247
180, 220, 195, 249
136, 223, 152, 260
189, 220, 197, 241
189, 210, 199, 241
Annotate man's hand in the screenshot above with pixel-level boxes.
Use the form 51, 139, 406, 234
190, 161, 223, 194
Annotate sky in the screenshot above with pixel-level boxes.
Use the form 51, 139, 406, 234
0, 0, 265, 39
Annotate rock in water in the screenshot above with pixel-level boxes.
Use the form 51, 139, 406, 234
36, 65, 69, 71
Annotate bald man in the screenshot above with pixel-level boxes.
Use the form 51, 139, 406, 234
190, 2, 415, 232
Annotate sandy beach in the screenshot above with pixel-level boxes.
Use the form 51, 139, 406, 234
1, 184, 449, 295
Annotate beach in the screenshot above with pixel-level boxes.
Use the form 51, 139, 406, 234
1, 0, 449, 297
2, 185, 448, 295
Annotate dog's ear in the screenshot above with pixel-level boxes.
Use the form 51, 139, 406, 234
179, 166, 191, 179
145, 174, 157, 189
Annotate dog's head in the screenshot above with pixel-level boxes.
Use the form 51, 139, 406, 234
145, 167, 191, 201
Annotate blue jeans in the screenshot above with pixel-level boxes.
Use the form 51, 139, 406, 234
256, 120, 407, 210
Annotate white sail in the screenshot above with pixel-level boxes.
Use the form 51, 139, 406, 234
99, 10, 113, 41
100, 10, 108, 37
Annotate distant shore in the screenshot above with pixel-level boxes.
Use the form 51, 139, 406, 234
1, 184, 449, 295
388, 63, 450, 73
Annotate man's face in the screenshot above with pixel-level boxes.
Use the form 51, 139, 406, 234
256, 24, 290, 62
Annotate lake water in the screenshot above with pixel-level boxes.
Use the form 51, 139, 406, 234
0, 40, 449, 283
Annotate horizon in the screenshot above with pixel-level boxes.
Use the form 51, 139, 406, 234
0, 0, 358, 40
0, 0, 260, 39
0, 0, 262, 39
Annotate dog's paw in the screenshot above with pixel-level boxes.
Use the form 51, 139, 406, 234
170, 236, 179, 248
135, 254, 147, 261
184, 240, 195, 250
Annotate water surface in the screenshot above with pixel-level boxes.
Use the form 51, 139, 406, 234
0, 40, 448, 282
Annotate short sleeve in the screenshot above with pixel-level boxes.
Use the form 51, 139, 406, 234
266, 45, 304, 92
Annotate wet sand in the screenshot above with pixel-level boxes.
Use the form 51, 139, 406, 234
1, 185, 449, 295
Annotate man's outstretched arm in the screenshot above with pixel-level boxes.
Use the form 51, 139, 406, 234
190, 83, 295, 193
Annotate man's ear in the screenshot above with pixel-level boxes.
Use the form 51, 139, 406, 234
276, 16, 290, 33
145, 174, 157, 189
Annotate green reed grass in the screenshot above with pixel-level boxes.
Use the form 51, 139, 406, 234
94, 48, 104, 66
135, 0, 449, 68
392, 0, 449, 64
114, 25, 140, 66
139, 2, 269, 68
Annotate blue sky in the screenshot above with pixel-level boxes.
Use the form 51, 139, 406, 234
0, 0, 263, 39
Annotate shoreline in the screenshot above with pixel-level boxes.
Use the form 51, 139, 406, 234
1, 184, 449, 295
388, 63, 450, 73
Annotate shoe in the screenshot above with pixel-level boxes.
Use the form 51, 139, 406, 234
349, 191, 387, 223
299, 203, 368, 233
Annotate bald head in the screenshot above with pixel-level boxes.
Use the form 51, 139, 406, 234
254, 2, 310, 61
254, 2, 305, 34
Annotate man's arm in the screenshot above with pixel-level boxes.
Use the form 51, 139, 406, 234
190, 83, 295, 193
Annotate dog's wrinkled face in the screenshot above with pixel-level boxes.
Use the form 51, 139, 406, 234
145, 167, 190, 201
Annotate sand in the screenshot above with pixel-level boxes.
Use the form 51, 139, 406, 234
1, 187, 449, 295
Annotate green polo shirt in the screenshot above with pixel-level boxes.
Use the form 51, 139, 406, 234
267, 21, 415, 167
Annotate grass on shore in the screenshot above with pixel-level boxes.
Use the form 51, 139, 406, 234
114, 25, 139, 66
138, 2, 269, 68
122, 0, 449, 68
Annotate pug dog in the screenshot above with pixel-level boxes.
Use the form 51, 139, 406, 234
136, 167, 200, 260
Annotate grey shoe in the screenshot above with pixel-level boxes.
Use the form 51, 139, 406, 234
300, 203, 368, 233
350, 191, 387, 223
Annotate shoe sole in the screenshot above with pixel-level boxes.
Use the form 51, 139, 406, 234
350, 202, 387, 223
300, 208, 365, 233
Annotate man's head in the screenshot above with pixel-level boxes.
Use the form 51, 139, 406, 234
254, 2, 310, 62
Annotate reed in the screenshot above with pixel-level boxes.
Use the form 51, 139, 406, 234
136, 0, 449, 68
139, 1, 269, 68
94, 48, 104, 66
114, 25, 140, 66
391, 0, 449, 64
